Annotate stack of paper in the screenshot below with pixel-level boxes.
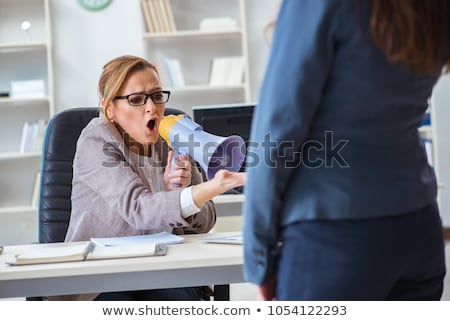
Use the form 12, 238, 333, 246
91, 231, 184, 247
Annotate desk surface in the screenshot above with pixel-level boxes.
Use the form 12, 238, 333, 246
0, 232, 244, 299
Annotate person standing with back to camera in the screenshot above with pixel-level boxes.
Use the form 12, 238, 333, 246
243, 0, 448, 300
54, 55, 246, 301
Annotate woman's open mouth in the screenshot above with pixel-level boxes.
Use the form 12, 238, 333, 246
147, 119, 156, 131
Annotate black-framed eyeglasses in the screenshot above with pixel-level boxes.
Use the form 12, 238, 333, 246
114, 90, 170, 106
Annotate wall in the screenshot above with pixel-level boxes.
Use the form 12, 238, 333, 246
50, 0, 143, 110
50, 0, 278, 110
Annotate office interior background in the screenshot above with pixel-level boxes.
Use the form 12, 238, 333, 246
0, 0, 449, 246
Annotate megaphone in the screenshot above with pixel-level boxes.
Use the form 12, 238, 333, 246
159, 114, 246, 180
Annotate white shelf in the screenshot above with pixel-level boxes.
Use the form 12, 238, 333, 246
0, 96, 50, 107
0, 152, 41, 161
0, 42, 47, 51
0, 206, 37, 215
143, 28, 242, 39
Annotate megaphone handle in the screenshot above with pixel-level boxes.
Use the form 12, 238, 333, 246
170, 151, 183, 188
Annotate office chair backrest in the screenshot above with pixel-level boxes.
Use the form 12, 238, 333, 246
38, 108, 99, 243
38, 107, 185, 243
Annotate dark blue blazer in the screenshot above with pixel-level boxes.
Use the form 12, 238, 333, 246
243, 0, 440, 284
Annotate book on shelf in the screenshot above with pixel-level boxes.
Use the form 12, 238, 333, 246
163, 58, 185, 87
209, 56, 244, 87
149, 0, 163, 32
142, 0, 176, 33
155, 0, 170, 32
163, 0, 176, 32
7, 241, 167, 266
141, 0, 155, 33
90, 231, 184, 247
19, 119, 47, 153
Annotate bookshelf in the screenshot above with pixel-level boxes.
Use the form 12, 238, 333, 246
140, 0, 251, 116
0, 0, 54, 244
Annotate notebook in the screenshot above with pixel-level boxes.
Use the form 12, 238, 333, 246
7, 242, 166, 266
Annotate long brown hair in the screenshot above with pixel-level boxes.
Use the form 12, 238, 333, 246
370, 0, 450, 75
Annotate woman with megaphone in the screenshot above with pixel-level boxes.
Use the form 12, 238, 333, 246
60, 55, 246, 301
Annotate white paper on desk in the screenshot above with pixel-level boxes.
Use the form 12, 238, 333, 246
203, 234, 243, 245
91, 231, 184, 247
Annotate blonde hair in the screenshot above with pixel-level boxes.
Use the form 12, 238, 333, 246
98, 55, 158, 120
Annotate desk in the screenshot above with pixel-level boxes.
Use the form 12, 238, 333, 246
0, 233, 244, 300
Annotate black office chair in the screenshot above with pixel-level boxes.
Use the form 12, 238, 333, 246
31, 107, 229, 300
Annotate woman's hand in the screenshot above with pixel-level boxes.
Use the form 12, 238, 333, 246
164, 150, 192, 190
212, 169, 247, 193
191, 169, 247, 208
259, 276, 277, 301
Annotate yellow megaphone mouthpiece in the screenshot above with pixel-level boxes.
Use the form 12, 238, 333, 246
159, 114, 184, 147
